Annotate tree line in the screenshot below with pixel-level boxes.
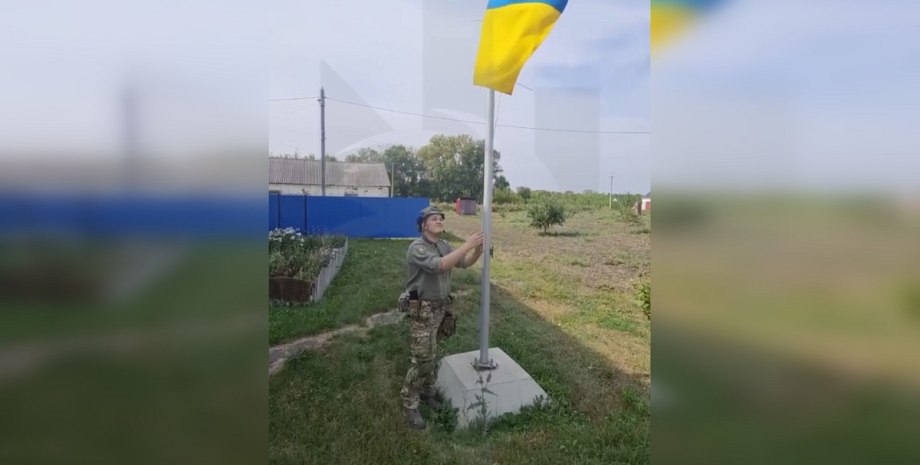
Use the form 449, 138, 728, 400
271, 134, 508, 203
269, 133, 642, 207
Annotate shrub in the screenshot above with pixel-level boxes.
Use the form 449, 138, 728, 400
527, 200, 567, 233
636, 279, 650, 320
493, 187, 520, 205
616, 201, 645, 232
516, 186, 532, 202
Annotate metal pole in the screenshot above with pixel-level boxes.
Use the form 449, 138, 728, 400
122, 79, 137, 191
390, 162, 395, 197
319, 87, 326, 196
477, 89, 496, 370
609, 175, 614, 208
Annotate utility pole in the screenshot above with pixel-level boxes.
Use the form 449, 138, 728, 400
122, 79, 138, 191
390, 162, 395, 197
319, 87, 326, 196
609, 174, 614, 209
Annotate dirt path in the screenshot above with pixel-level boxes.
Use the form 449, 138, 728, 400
268, 309, 405, 376
269, 289, 474, 376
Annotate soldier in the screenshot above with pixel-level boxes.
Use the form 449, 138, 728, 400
399, 206, 484, 429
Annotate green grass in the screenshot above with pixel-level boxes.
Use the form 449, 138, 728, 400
270, 286, 650, 465
269, 238, 484, 345
269, 206, 650, 464
269, 239, 410, 344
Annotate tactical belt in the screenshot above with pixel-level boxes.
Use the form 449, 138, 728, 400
409, 295, 453, 306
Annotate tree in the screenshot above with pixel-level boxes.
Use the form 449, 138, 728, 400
495, 175, 510, 190
343, 145, 426, 197
527, 200, 567, 234
516, 186, 532, 202
344, 147, 382, 163
415, 134, 504, 202
382, 144, 426, 197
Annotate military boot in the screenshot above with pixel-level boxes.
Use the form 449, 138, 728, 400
403, 407, 426, 430
421, 392, 442, 410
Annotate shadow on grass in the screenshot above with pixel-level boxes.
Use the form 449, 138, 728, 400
269, 281, 650, 465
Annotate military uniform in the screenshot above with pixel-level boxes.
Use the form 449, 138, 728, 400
399, 236, 467, 411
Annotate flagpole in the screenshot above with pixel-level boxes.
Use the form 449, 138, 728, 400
477, 89, 496, 370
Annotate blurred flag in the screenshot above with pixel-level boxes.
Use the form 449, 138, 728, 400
651, 0, 725, 53
473, 0, 568, 95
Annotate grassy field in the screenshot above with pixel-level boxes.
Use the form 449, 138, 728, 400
269, 207, 651, 464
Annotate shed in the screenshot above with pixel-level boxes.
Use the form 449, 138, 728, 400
455, 197, 477, 215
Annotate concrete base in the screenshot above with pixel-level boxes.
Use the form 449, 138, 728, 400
436, 347, 549, 428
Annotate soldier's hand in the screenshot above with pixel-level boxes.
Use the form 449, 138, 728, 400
465, 231, 484, 249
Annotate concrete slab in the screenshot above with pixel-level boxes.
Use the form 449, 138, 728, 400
436, 347, 549, 428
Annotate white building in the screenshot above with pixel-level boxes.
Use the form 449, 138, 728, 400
269, 157, 391, 197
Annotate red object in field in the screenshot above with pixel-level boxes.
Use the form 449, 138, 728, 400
455, 197, 477, 215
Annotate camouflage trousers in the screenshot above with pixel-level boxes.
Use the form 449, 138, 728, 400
400, 300, 448, 410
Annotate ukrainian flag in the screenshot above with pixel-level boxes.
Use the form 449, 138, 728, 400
651, 0, 724, 53
473, 0, 568, 95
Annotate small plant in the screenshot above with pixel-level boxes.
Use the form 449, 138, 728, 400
465, 369, 497, 436
635, 278, 651, 320
616, 202, 645, 232
527, 200, 567, 234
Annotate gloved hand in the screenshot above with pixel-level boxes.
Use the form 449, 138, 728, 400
438, 310, 457, 339
397, 292, 410, 313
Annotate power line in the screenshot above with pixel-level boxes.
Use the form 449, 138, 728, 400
270, 104, 316, 119
270, 96, 318, 102
324, 96, 648, 134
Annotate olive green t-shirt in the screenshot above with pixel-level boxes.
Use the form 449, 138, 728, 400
405, 237, 467, 300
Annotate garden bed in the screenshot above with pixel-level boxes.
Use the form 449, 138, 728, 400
268, 228, 348, 304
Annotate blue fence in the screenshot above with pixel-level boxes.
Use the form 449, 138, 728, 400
269, 194, 429, 238
0, 194, 264, 238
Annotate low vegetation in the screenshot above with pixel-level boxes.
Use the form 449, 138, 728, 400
527, 200, 568, 234
268, 228, 346, 281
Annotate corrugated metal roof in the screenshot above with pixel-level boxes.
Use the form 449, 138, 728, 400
269, 158, 390, 187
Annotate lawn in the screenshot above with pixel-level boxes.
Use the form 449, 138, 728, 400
269, 207, 651, 464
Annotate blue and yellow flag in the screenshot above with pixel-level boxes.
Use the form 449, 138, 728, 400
473, 0, 568, 95
651, 0, 724, 53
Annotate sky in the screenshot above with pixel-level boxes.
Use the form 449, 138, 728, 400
3, 0, 915, 196
269, 0, 651, 194
653, 0, 920, 194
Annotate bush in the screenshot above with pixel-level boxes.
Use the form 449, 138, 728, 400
527, 200, 567, 233
493, 187, 520, 205
516, 186, 532, 202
